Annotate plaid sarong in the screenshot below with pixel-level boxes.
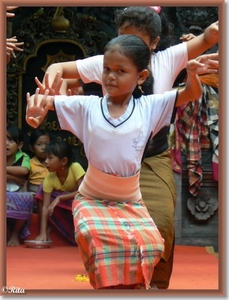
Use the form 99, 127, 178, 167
72, 194, 164, 289
169, 84, 218, 196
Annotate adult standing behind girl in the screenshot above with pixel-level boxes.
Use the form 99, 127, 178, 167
34, 140, 85, 245
6, 124, 33, 246
26, 35, 218, 289
34, 6, 218, 289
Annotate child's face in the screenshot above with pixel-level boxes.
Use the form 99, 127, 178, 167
102, 49, 141, 99
6, 133, 20, 158
118, 23, 153, 50
45, 153, 63, 172
31, 135, 50, 160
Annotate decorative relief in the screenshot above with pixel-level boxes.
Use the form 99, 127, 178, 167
187, 190, 218, 221
6, 7, 116, 128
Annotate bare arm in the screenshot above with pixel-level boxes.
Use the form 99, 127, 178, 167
35, 192, 51, 241
7, 165, 29, 177
176, 52, 218, 107
47, 176, 84, 216
186, 21, 218, 60
47, 191, 76, 216
35, 61, 81, 95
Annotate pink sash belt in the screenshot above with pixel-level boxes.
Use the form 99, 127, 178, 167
79, 163, 142, 201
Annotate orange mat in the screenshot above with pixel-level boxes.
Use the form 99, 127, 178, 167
5, 214, 219, 293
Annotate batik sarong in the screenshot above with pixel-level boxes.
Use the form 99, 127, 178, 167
6, 191, 34, 238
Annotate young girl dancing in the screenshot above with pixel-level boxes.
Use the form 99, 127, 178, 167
26, 35, 218, 289
34, 6, 218, 289
34, 140, 85, 245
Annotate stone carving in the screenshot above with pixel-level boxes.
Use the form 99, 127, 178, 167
187, 190, 218, 221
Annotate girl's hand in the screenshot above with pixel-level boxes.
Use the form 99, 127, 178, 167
35, 71, 63, 95
6, 6, 19, 11
180, 33, 196, 42
47, 197, 60, 216
13, 176, 27, 188
186, 52, 219, 76
6, 12, 15, 17
6, 37, 24, 58
26, 88, 53, 128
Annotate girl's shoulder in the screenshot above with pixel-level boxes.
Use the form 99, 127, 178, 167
71, 162, 85, 170
14, 150, 30, 166
70, 162, 85, 176
153, 42, 187, 60
138, 90, 178, 106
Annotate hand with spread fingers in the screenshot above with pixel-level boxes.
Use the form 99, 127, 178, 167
35, 71, 64, 95
186, 52, 219, 76
6, 36, 24, 58
6, 6, 24, 64
26, 88, 54, 129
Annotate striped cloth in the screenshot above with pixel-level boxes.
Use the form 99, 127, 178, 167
72, 194, 164, 289
35, 184, 77, 245
6, 191, 34, 238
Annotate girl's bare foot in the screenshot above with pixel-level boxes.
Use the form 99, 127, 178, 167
7, 233, 20, 246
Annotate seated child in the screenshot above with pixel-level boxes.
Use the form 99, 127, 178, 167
27, 128, 51, 212
6, 124, 33, 246
34, 140, 85, 245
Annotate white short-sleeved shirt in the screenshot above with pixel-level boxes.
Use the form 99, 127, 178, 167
76, 42, 188, 95
55, 91, 177, 177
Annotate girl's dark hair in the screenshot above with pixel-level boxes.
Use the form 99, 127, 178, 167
114, 6, 174, 52
29, 128, 51, 146
45, 140, 74, 167
7, 125, 24, 144
104, 34, 154, 98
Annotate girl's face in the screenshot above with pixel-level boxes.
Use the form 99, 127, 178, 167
102, 49, 143, 100
118, 22, 160, 52
118, 23, 152, 50
6, 133, 22, 158
45, 153, 64, 172
31, 134, 50, 160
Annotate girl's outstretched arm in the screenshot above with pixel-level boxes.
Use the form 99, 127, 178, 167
26, 88, 55, 128
35, 72, 81, 96
177, 52, 218, 107
35, 61, 80, 95
186, 21, 218, 59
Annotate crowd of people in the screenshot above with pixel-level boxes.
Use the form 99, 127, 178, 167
6, 6, 219, 290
